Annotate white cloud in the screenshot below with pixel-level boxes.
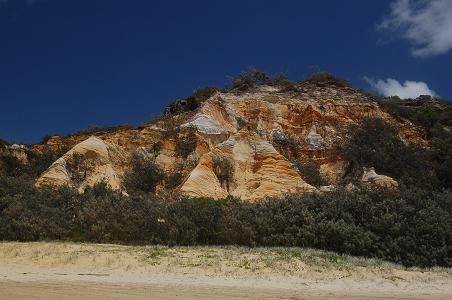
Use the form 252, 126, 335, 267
364, 77, 437, 99
379, 0, 452, 57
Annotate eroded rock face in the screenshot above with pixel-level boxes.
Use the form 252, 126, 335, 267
305, 125, 324, 149
34, 83, 425, 199
181, 129, 316, 201
0, 144, 29, 165
35, 136, 129, 192
0, 144, 29, 175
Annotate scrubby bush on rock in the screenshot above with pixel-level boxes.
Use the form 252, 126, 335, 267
164, 86, 219, 116
0, 138, 10, 148
165, 172, 183, 189
213, 157, 234, 191
378, 98, 452, 189
228, 69, 298, 93
343, 117, 439, 189
291, 159, 328, 187
229, 69, 269, 92
123, 154, 164, 194
175, 131, 197, 159
71, 125, 133, 137
0, 147, 66, 179
301, 71, 351, 88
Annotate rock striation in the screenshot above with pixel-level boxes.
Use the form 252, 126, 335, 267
35, 136, 129, 192
181, 129, 316, 200
34, 82, 426, 199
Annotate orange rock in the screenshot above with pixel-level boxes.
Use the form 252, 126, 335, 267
181, 129, 316, 201
36, 136, 129, 192
34, 84, 425, 199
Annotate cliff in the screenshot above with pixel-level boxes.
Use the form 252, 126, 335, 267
32, 80, 427, 199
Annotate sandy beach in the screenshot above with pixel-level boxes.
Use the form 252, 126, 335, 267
0, 242, 451, 299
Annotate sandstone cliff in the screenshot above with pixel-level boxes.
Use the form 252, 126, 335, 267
34, 81, 423, 199
35, 136, 129, 192
181, 129, 316, 201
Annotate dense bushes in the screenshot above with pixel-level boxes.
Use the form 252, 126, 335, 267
71, 125, 133, 137
379, 97, 452, 131
301, 72, 351, 88
165, 172, 183, 189
175, 131, 197, 158
123, 154, 164, 193
164, 86, 219, 116
0, 155, 23, 177
379, 98, 452, 189
228, 69, 269, 92
0, 147, 67, 179
0, 176, 76, 240
228, 69, 298, 93
343, 117, 442, 189
0, 138, 9, 148
226, 188, 451, 267
291, 159, 328, 187
213, 158, 234, 191
66, 152, 91, 184
272, 130, 292, 147
185, 87, 219, 110
0, 178, 450, 267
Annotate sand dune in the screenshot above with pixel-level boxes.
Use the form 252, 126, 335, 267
0, 242, 451, 299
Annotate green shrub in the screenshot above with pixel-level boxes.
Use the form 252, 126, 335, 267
0, 177, 77, 241
66, 152, 90, 184
187, 87, 218, 109
0, 175, 450, 267
301, 72, 351, 88
71, 125, 133, 137
272, 130, 291, 147
164, 86, 218, 116
40, 135, 52, 144
168, 198, 225, 245
222, 187, 451, 267
0, 146, 65, 178
165, 172, 183, 189
378, 98, 452, 189
0, 138, 9, 148
291, 159, 328, 187
123, 155, 164, 193
0, 155, 24, 177
228, 69, 298, 93
343, 117, 439, 188
161, 120, 180, 138
236, 117, 247, 129
379, 97, 451, 132
228, 69, 269, 92
152, 141, 163, 154
432, 133, 452, 188
213, 158, 234, 191
26, 148, 69, 178
268, 73, 298, 92
175, 131, 197, 159
272, 131, 301, 160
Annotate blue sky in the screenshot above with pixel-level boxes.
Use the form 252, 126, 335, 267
1, 0, 451, 143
